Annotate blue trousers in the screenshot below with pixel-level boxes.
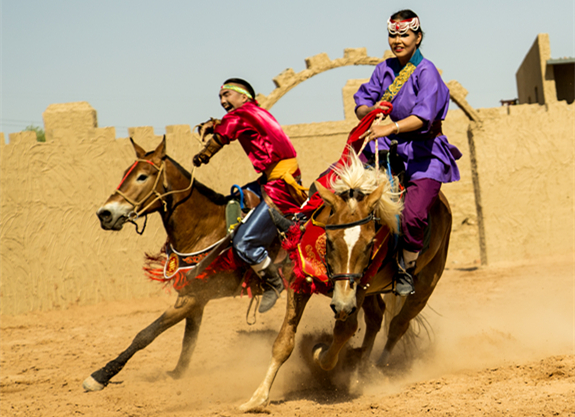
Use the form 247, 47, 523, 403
232, 201, 277, 265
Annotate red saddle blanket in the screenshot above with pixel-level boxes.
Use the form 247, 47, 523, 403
144, 244, 252, 291
285, 219, 394, 295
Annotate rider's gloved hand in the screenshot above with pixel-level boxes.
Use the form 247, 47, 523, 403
196, 118, 221, 139
192, 153, 209, 167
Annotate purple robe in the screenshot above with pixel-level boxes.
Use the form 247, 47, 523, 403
354, 57, 462, 183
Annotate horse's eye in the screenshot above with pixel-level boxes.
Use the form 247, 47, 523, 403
136, 174, 148, 182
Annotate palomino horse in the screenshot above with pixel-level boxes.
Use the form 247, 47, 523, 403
240, 151, 452, 411
83, 137, 273, 391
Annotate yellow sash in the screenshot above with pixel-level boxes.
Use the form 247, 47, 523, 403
381, 62, 417, 102
264, 158, 308, 205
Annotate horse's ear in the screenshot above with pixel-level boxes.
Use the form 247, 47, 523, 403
130, 138, 146, 158
366, 183, 385, 213
151, 136, 167, 163
314, 181, 341, 209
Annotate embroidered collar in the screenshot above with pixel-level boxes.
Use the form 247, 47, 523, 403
390, 48, 423, 77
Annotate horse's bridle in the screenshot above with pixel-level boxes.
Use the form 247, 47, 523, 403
114, 158, 195, 230
313, 208, 379, 286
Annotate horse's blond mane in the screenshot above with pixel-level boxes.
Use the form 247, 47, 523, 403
329, 148, 403, 233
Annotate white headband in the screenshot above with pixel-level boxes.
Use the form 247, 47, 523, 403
387, 17, 420, 35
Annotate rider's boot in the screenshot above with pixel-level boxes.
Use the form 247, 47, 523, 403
252, 257, 285, 313
394, 250, 418, 296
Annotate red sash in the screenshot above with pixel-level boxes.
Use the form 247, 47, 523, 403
299, 107, 391, 218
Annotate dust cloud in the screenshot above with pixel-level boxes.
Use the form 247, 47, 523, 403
1, 256, 573, 416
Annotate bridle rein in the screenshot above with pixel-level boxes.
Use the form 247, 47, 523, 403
114, 158, 195, 233
314, 208, 379, 287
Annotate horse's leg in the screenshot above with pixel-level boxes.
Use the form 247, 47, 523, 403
239, 289, 311, 411
376, 195, 451, 368
313, 309, 360, 371
166, 300, 206, 379
376, 242, 447, 368
358, 294, 385, 365
83, 294, 198, 391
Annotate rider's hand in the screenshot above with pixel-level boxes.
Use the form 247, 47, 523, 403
197, 118, 221, 139
197, 122, 214, 138
193, 153, 209, 167
359, 123, 395, 142
375, 101, 391, 113
356, 102, 391, 120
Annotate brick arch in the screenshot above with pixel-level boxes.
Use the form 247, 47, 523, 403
257, 48, 393, 110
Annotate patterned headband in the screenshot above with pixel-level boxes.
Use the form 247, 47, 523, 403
387, 17, 420, 35
220, 84, 253, 100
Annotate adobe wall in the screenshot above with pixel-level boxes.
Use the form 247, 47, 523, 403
1, 97, 573, 316
0, 112, 261, 316
472, 102, 575, 263
516, 34, 557, 105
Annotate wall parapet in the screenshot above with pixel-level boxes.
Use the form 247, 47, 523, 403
3, 99, 573, 315
2, 40, 573, 315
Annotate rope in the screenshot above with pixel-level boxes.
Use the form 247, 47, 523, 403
191, 123, 206, 146
115, 160, 196, 220
357, 113, 385, 183
246, 295, 260, 326
386, 152, 401, 250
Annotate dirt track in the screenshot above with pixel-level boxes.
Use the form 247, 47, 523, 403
1, 256, 574, 416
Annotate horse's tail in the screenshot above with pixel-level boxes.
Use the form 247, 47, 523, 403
383, 293, 434, 358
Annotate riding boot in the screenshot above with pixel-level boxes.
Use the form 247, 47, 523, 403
252, 257, 285, 313
394, 250, 418, 296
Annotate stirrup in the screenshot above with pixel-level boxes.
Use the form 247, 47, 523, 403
394, 256, 415, 296
394, 269, 415, 296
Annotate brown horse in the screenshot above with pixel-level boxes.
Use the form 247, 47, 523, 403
240, 150, 452, 411
83, 137, 271, 391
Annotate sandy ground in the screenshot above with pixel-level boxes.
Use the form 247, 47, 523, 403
1, 255, 574, 417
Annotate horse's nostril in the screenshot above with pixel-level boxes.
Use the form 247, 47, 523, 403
98, 210, 112, 222
330, 303, 338, 315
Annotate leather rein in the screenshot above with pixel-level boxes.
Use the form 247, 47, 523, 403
114, 158, 196, 234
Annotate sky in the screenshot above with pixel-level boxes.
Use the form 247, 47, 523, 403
1, 0, 574, 139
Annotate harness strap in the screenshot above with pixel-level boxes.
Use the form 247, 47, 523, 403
325, 213, 378, 230
114, 159, 196, 219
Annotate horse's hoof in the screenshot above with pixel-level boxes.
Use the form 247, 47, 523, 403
82, 376, 105, 392
166, 369, 184, 380
312, 343, 328, 367
376, 350, 391, 369
239, 396, 268, 412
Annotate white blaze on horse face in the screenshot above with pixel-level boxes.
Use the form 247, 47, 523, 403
343, 225, 362, 273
